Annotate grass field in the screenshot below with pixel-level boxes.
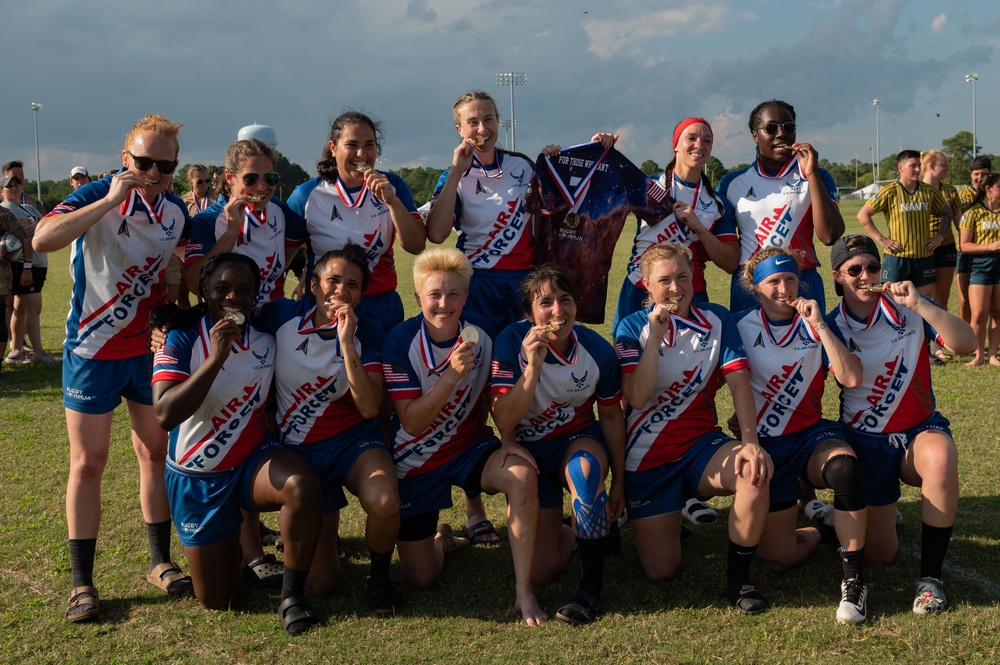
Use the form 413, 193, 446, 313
2, 199, 999, 664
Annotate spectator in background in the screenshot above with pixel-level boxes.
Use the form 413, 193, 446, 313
169, 165, 217, 308
70, 167, 92, 191
0, 205, 29, 378
2, 161, 45, 214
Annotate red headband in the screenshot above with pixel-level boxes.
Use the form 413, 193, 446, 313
672, 117, 711, 150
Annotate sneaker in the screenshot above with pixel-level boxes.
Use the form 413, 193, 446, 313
4, 350, 30, 365
726, 583, 768, 615
803, 499, 834, 527
30, 352, 60, 364
837, 578, 868, 624
895, 508, 904, 527
913, 576, 948, 615
682, 497, 719, 525
337, 536, 346, 560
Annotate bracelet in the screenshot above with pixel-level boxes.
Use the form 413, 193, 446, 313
23, 261, 32, 268
814, 323, 828, 331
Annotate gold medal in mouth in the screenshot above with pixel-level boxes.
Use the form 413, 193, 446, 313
461, 327, 479, 345
247, 195, 266, 204
866, 284, 886, 293
353, 162, 373, 173
223, 310, 245, 326
142, 179, 159, 186
777, 296, 799, 306
472, 137, 489, 147
542, 319, 566, 334
664, 299, 680, 313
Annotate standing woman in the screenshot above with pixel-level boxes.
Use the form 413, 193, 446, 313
920, 151, 963, 363
958, 172, 1000, 367
615, 243, 772, 614
827, 235, 976, 615
491, 265, 625, 624
735, 247, 870, 624
185, 140, 305, 305
287, 110, 425, 333
151, 253, 322, 635
613, 117, 739, 334
955, 157, 993, 325
718, 100, 845, 312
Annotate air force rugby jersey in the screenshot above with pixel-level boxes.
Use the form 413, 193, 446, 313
47, 175, 189, 359
717, 156, 839, 269
430, 151, 535, 271
152, 315, 275, 473
827, 297, 942, 433
525, 142, 670, 323
253, 298, 383, 446
490, 321, 622, 443
734, 308, 841, 438
616, 303, 748, 472
625, 172, 737, 293
184, 198, 305, 304
287, 173, 420, 295
383, 313, 493, 478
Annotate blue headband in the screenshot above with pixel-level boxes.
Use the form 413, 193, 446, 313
753, 254, 800, 285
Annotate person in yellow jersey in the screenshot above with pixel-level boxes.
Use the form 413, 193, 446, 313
857, 150, 946, 297
956, 157, 993, 326
958, 172, 1000, 367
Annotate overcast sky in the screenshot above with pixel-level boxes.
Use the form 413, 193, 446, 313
3, 0, 997, 183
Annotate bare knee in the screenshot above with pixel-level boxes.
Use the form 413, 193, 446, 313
642, 559, 679, 583
364, 489, 400, 523
281, 472, 322, 511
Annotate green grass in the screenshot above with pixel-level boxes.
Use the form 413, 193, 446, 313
2, 200, 1000, 664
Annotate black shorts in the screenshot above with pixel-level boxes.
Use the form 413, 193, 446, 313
10, 264, 46, 296
956, 251, 973, 275
968, 255, 1000, 286
933, 243, 957, 270
881, 255, 935, 288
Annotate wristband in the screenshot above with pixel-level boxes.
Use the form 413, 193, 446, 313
814, 323, 827, 331
23, 261, 32, 268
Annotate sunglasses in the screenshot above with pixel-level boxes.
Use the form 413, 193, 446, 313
758, 122, 797, 136
194, 179, 211, 185
839, 261, 881, 278
128, 152, 178, 174
241, 171, 280, 187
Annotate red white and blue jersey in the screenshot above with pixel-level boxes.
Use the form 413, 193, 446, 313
490, 321, 622, 443
616, 302, 748, 471
431, 151, 535, 271
626, 172, 737, 293
827, 297, 942, 433
184, 198, 305, 304
717, 157, 839, 269
253, 298, 383, 446
47, 174, 189, 359
287, 173, 419, 296
152, 315, 274, 473
734, 307, 841, 438
525, 142, 670, 323
382, 313, 493, 478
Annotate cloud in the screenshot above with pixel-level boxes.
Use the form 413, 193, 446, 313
931, 13, 947, 33
583, 5, 757, 59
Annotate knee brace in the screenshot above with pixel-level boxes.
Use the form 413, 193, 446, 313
821, 454, 867, 512
567, 450, 610, 539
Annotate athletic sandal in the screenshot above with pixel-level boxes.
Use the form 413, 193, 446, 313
259, 522, 282, 548
555, 590, 600, 625
66, 585, 100, 623
462, 519, 501, 545
682, 497, 718, 525
726, 583, 768, 615
146, 562, 193, 595
365, 577, 404, 616
277, 595, 318, 636
243, 553, 283, 589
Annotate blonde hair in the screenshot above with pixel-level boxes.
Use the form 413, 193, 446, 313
739, 246, 806, 293
639, 243, 692, 307
452, 90, 500, 124
920, 150, 946, 176
123, 114, 183, 154
413, 248, 473, 291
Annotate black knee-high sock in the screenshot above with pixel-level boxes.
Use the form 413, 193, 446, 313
726, 540, 757, 588
839, 546, 865, 581
146, 520, 172, 572
576, 537, 608, 599
370, 550, 392, 580
920, 523, 953, 579
281, 567, 309, 601
69, 539, 97, 588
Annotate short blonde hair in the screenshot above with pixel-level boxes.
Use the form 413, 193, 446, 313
413, 247, 473, 291
123, 114, 183, 154
920, 149, 946, 176
639, 243, 692, 282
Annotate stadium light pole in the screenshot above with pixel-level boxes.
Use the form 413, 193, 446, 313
499, 119, 516, 149
31, 102, 43, 202
872, 98, 880, 185
496, 72, 526, 151
965, 73, 978, 158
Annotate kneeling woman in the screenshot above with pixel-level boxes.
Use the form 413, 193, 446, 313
491, 265, 625, 625
735, 248, 869, 624
615, 242, 772, 614
152, 253, 322, 635
253, 244, 401, 613
382, 248, 543, 624
828, 235, 977, 615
